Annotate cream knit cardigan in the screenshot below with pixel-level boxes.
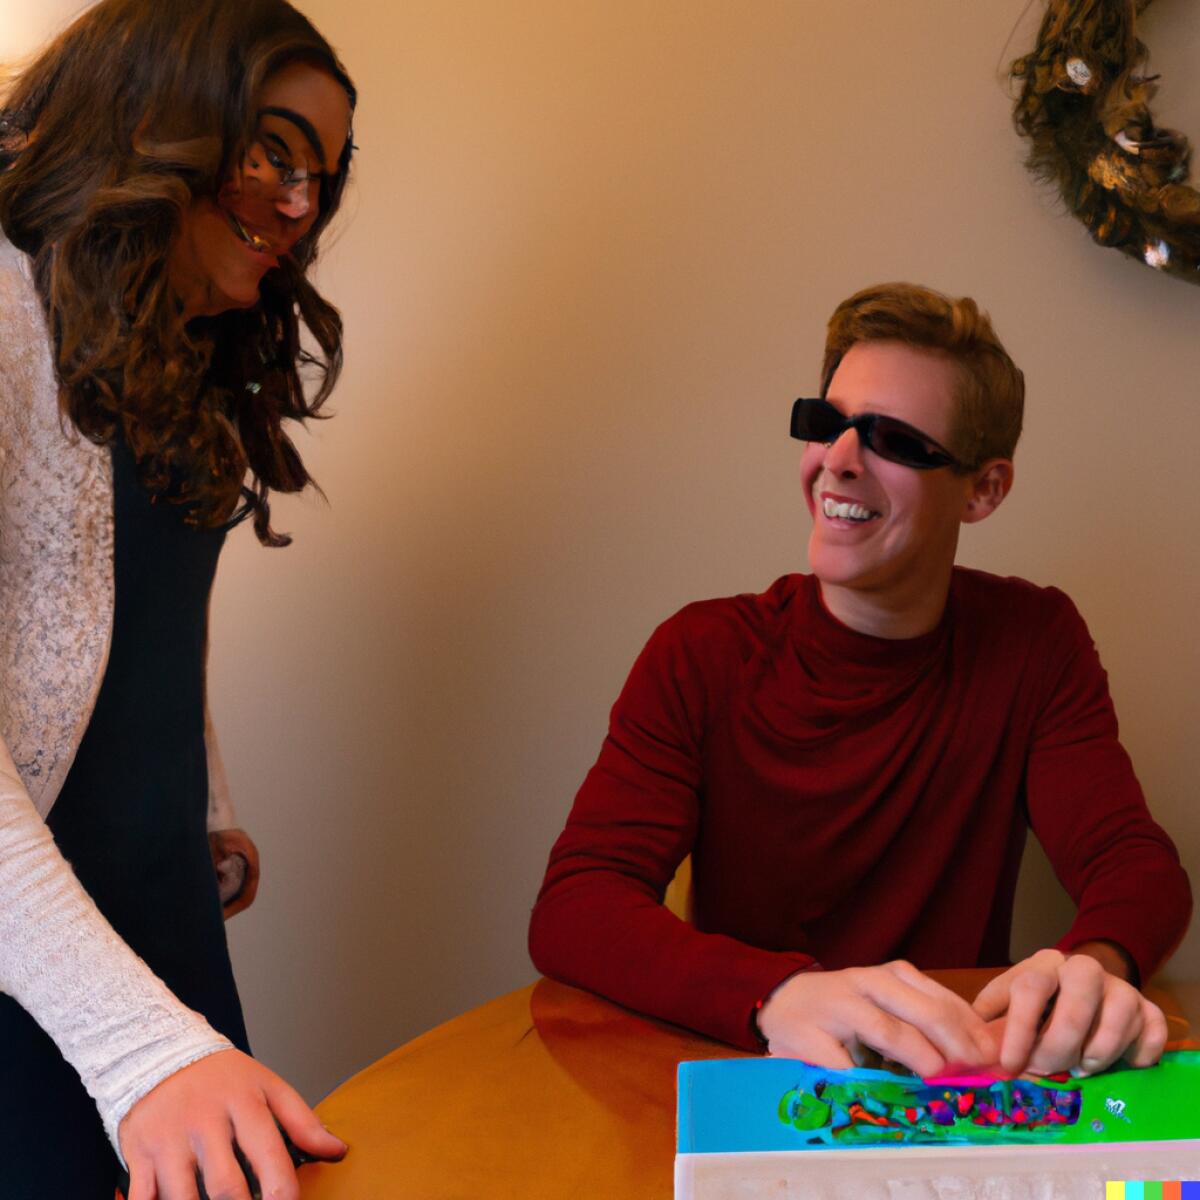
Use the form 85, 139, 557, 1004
0, 234, 235, 1152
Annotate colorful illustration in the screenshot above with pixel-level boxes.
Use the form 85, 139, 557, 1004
676, 1052, 1200, 1155
777, 1066, 1082, 1146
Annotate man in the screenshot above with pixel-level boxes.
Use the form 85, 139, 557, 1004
528, 283, 1191, 1080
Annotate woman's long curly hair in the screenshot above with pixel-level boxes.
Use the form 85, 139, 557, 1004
0, 0, 357, 545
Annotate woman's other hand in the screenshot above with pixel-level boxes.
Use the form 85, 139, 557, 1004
208, 828, 260, 919
119, 1048, 347, 1200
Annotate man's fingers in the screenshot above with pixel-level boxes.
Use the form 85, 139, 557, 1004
858, 962, 991, 1069
1065, 982, 1140, 1076
1023, 957, 1106, 1075
969, 957, 1165, 1079
998, 967, 1058, 1075
849, 1000, 946, 1079
768, 1028, 857, 1070
1122, 998, 1168, 1069
884, 960, 983, 1019
892, 962, 999, 1065
769, 985, 952, 1078
971, 972, 1011, 1022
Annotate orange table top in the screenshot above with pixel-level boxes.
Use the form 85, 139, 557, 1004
297, 973, 1199, 1199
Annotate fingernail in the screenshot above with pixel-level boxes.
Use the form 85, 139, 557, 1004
1070, 1066, 1090, 1078
1082, 1057, 1103, 1074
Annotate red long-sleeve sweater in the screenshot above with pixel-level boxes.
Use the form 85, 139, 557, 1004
529, 570, 1191, 1050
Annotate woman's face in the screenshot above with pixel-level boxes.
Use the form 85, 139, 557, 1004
169, 61, 352, 319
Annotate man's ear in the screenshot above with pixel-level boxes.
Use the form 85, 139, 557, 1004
961, 458, 1014, 525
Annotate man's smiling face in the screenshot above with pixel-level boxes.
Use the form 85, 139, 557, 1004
801, 339, 981, 622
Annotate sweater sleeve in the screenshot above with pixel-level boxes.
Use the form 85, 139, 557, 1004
0, 248, 232, 1156
529, 612, 815, 1049
0, 738, 232, 1154
1025, 592, 1191, 983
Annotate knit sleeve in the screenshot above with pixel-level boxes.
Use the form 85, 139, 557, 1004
0, 739, 232, 1154
1025, 591, 1191, 983
528, 608, 815, 1049
0, 242, 232, 1155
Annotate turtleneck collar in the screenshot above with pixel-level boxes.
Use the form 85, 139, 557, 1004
797, 573, 952, 670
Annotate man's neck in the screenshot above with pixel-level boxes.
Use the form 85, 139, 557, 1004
818, 573, 953, 640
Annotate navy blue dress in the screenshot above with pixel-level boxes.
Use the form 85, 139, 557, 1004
0, 437, 251, 1197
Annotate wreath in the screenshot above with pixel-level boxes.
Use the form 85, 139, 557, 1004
1010, 0, 1200, 282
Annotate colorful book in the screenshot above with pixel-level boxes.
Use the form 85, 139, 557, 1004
678, 1052, 1200, 1152
676, 1054, 1200, 1198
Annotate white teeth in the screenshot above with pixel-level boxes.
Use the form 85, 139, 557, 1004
822, 498, 877, 522
221, 205, 272, 253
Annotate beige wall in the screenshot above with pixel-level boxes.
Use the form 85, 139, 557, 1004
6, 0, 1200, 1102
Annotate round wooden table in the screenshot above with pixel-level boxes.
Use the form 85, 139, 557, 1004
296, 974, 1199, 1199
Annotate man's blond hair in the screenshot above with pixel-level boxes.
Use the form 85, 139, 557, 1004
821, 283, 1024, 468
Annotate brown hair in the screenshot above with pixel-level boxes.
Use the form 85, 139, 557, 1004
820, 283, 1024, 469
0, 0, 357, 545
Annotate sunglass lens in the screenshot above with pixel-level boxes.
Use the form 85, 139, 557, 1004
793, 399, 844, 443
871, 419, 941, 468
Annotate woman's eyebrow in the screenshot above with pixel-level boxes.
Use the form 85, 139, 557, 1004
258, 105, 333, 174
261, 128, 330, 179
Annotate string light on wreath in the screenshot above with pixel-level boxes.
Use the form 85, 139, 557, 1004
1010, 0, 1200, 284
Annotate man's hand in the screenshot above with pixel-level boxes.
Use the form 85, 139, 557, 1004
208, 828, 260, 919
120, 1048, 347, 1200
972, 947, 1167, 1078
756, 961, 996, 1078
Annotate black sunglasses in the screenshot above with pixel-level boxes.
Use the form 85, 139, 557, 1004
789, 397, 965, 471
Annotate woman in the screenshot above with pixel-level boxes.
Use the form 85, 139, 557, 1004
0, 1, 356, 1195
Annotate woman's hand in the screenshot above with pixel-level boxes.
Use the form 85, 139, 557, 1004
756, 960, 996, 1078
973, 947, 1167, 1078
119, 1048, 347, 1200
208, 828, 260, 919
